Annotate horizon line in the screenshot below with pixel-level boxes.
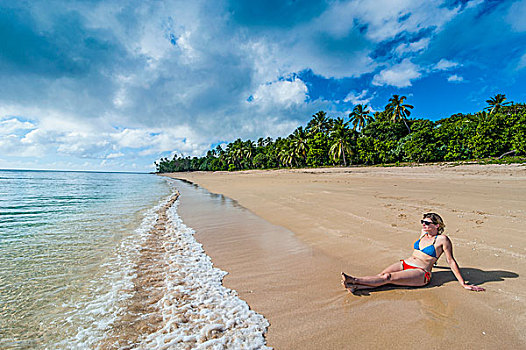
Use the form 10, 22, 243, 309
0, 168, 152, 175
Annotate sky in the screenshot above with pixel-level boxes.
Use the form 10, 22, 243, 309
1, 0, 525, 172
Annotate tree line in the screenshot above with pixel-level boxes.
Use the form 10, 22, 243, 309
155, 94, 525, 172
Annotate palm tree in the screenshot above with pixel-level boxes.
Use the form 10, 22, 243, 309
307, 111, 330, 135
329, 118, 353, 166
385, 95, 413, 133
349, 104, 373, 131
242, 140, 255, 167
224, 144, 236, 168
485, 94, 511, 114
225, 139, 245, 169
278, 147, 296, 167
290, 127, 308, 164
214, 145, 224, 157
465, 111, 491, 124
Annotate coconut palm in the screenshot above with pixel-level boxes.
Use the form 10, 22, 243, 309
214, 145, 224, 157
307, 111, 330, 135
278, 147, 296, 167
465, 111, 491, 124
225, 139, 246, 169
290, 126, 308, 164
385, 95, 413, 133
485, 94, 511, 114
224, 145, 236, 168
329, 118, 353, 166
242, 140, 255, 160
222, 151, 236, 168
349, 104, 373, 131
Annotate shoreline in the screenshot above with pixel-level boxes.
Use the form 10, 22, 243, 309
164, 164, 526, 348
100, 192, 179, 349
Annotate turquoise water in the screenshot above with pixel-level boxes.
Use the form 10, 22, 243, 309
0, 170, 170, 349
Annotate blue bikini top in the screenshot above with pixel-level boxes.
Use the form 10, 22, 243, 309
413, 234, 438, 258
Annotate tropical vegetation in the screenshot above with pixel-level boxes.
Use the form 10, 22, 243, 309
154, 94, 526, 173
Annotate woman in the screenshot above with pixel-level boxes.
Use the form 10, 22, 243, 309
341, 213, 485, 292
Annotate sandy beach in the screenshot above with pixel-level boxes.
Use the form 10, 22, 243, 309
165, 164, 526, 349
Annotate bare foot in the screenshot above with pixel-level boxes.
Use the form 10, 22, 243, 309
341, 272, 357, 289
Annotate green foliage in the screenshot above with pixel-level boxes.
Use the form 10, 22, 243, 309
505, 105, 526, 155
375, 138, 398, 164
154, 99, 526, 172
511, 117, 526, 155
402, 119, 438, 162
306, 132, 330, 166
329, 118, 353, 166
385, 94, 413, 133
355, 136, 376, 164
485, 94, 511, 114
362, 116, 409, 141
349, 104, 373, 131
468, 118, 506, 158
252, 153, 268, 169
290, 126, 308, 166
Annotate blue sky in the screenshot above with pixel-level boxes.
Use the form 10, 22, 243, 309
1, 0, 525, 172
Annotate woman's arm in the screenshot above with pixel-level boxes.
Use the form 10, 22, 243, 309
442, 236, 485, 292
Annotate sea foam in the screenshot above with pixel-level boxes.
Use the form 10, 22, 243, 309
60, 180, 270, 349
59, 192, 169, 349
140, 189, 271, 349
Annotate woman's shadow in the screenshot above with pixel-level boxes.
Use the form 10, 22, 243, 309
351, 266, 518, 296
427, 265, 518, 288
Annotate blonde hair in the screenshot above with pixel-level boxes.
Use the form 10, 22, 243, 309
423, 212, 445, 234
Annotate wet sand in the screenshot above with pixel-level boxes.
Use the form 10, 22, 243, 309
165, 164, 526, 349
101, 194, 179, 349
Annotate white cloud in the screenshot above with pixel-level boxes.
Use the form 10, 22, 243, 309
112, 129, 154, 149
106, 152, 124, 159
447, 74, 464, 82
0, 133, 43, 157
0, 118, 36, 135
251, 77, 308, 109
0, 119, 212, 161
243, 25, 376, 80
55, 131, 110, 158
395, 37, 430, 55
506, 0, 526, 32
435, 59, 459, 70
149, 128, 207, 155
344, 90, 373, 106
321, 0, 460, 43
271, 0, 464, 79
465, 0, 485, 9
518, 52, 526, 70
175, 31, 200, 64
372, 59, 422, 87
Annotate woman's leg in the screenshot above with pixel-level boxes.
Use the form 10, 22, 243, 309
380, 261, 404, 275
342, 261, 403, 289
342, 268, 427, 292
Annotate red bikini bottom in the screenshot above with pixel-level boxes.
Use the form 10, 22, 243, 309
401, 260, 431, 284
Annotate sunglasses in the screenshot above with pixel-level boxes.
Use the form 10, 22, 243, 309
421, 220, 435, 225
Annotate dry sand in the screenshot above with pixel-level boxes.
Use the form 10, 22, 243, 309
165, 164, 526, 349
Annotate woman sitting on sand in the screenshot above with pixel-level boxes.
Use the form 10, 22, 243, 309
341, 213, 485, 293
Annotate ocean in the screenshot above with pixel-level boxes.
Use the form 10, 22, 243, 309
0, 170, 269, 349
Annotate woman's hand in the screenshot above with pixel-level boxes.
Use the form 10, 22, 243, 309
463, 284, 485, 292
